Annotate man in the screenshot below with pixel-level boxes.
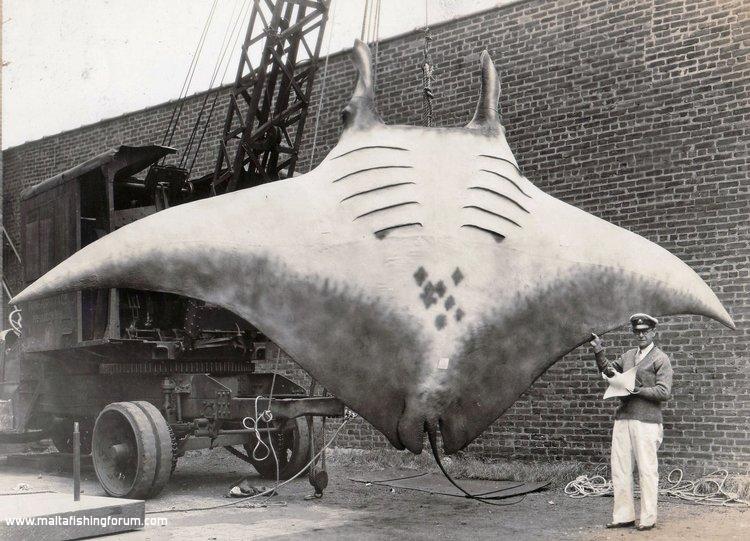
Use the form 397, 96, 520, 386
589, 313, 673, 532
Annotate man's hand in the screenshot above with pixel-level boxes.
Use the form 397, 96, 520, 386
590, 332, 612, 375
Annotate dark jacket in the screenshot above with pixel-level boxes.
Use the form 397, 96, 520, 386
595, 345, 673, 424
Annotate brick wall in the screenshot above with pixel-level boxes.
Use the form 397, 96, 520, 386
2, 0, 748, 471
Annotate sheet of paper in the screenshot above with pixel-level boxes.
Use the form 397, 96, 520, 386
602, 366, 637, 399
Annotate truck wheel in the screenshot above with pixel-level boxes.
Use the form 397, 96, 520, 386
244, 416, 311, 480
92, 401, 173, 499
51, 418, 93, 455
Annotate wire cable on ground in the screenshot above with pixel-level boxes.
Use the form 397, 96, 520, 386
351, 472, 527, 500
426, 423, 526, 506
146, 412, 355, 515
565, 468, 749, 507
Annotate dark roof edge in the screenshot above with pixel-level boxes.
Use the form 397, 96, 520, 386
3, 0, 529, 153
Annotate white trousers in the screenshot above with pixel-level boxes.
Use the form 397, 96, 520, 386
611, 419, 663, 526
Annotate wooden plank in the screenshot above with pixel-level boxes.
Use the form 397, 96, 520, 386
0, 492, 144, 541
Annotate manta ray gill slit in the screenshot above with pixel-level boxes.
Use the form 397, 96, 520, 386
332, 165, 413, 183
330, 145, 410, 159
340, 181, 416, 203
478, 169, 532, 198
467, 186, 530, 213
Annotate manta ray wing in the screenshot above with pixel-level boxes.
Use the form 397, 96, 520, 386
11, 41, 734, 454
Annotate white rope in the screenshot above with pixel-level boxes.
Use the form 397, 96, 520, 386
240, 346, 282, 462
8, 306, 22, 336
147, 410, 357, 515
565, 468, 749, 507
663, 468, 749, 507
564, 474, 612, 498
240, 395, 275, 461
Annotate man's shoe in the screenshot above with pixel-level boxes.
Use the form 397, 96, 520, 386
606, 521, 635, 529
636, 524, 655, 531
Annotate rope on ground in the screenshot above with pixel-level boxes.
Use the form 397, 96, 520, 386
146, 410, 356, 515
0, 490, 55, 497
564, 468, 749, 507
564, 474, 612, 498
662, 469, 749, 507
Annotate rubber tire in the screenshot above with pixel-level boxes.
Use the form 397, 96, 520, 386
92, 401, 173, 499
51, 418, 93, 455
244, 416, 312, 480
133, 401, 174, 498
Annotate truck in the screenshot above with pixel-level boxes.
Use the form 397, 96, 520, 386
0, 144, 343, 499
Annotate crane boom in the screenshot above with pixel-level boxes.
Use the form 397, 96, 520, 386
213, 0, 331, 194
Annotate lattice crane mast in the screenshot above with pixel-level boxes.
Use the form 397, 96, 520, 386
213, 0, 331, 194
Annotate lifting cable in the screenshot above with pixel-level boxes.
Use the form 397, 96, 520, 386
161, 0, 219, 151
359, 0, 371, 41
187, 1, 253, 175
372, 0, 382, 92
360, 0, 381, 89
421, 0, 434, 127
309, 0, 339, 167
312, 0, 378, 166
181, 0, 252, 172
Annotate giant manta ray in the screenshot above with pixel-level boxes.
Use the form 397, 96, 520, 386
12, 41, 734, 455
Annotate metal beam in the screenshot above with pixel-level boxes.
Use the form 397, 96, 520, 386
212, 0, 330, 194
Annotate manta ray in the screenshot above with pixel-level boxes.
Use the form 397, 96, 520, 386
12, 41, 734, 455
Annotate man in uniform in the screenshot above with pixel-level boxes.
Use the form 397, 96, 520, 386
589, 313, 673, 531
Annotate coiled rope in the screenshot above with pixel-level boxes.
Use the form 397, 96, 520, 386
564, 474, 612, 498
8, 306, 22, 336
565, 468, 749, 507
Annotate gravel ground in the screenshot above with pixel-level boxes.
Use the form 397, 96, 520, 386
0, 449, 747, 540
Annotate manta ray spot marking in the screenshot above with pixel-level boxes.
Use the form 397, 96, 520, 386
416, 269, 466, 330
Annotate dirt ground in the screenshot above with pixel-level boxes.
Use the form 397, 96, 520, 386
0, 449, 746, 540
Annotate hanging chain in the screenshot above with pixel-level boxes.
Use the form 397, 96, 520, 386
421, 26, 434, 127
